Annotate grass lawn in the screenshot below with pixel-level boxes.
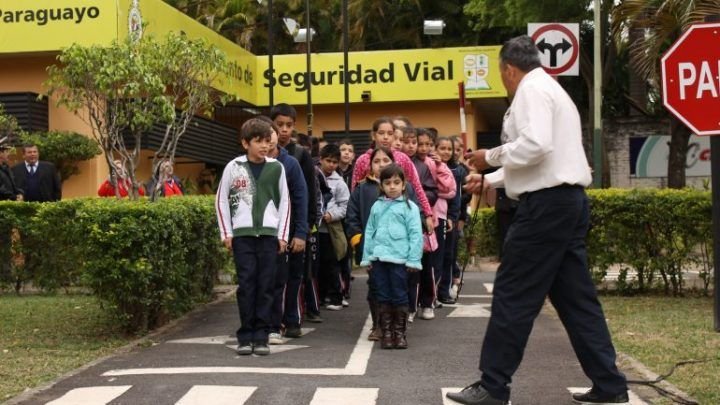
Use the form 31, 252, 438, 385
600, 295, 720, 405
0, 294, 133, 401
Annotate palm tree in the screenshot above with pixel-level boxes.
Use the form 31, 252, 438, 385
611, 0, 720, 188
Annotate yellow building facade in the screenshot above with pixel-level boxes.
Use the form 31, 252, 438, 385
0, 0, 507, 198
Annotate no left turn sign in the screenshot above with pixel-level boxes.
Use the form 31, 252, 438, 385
528, 23, 580, 76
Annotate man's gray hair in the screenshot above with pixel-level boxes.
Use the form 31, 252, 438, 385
499, 35, 542, 72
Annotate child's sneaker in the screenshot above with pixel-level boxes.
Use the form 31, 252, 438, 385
268, 333, 283, 345
450, 284, 459, 299
306, 312, 324, 323
253, 343, 270, 356
342, 299, 350, 307
408, 312, 415, 323
419, 307, 435, 320
237, 342, 253, 355
326, 304, 343, 311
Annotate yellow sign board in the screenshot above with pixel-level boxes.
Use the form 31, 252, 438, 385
256, 46, 506, 105
0, 0, 505, 106
115, 0, 258, 104
0, 0, 117, 53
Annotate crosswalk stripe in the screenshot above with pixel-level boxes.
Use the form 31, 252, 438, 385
45, 386, 132, 405
482, 283, 494, 293
175, 385, 256, 405
567, 387, 648, 405
309, 388, 378, 405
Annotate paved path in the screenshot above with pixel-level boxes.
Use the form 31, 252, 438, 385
12, 272, 647, 405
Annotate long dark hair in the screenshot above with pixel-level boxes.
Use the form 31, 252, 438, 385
436, 136, 457, 166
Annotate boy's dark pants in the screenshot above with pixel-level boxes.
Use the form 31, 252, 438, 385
233, 236, 277, 345
318, 232, 343, 305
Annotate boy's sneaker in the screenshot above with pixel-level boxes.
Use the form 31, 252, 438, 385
268, 333, 283, 345
572, 389, 629, 404
342, 299, 350, 307
253, 343, 270, 356
326, 304, 343, 311
236, 342, 253, 355
450, 284, 459, 299
408, 312, 415, 323
284, 325, 302, 338
419, 307, 435, 320
306, 312, 323, 323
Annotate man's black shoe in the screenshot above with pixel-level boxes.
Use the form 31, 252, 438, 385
438, 297, 456, 305
445, 381, 507, 405
284, 325, 302, 338
572, 388, 629, 404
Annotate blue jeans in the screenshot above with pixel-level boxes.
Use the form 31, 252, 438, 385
371, 261, 409, 306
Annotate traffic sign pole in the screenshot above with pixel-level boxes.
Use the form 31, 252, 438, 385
713, 135, 720, 332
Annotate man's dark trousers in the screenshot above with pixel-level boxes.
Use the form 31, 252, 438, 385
479, 186, 627, 401
271, 252, 289, 334
232, 236, 277, 345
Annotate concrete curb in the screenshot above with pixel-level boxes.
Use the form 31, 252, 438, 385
617, 352, 698, 404
2, 287, 236, 405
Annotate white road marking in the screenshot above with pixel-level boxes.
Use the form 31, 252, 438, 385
45, 386, 132, 405
483, 283, 494, 293
447, 303, 492, 318
166, 329, 315, 345
454, 294, 492, 299
102, 315, 374, 376
175, 385, 256, 405
309, 388, 378, 405
567, 387, 647, 405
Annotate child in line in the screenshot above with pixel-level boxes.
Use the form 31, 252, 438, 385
337, 139, 356, 305
361, 163, 423, 349
317, 144, 350, 310
216, 118, 290, 356
436, 136, 463, 303
346, 146, 420, 341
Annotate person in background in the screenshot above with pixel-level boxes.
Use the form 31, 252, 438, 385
11, 143, 61, 202
448, 35, 627, 405
97, 159, 145, 198
148, 159, 184, 198
215, 118, 290, 357
0, 137, 22, 202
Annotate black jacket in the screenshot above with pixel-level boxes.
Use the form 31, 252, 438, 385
11, 161, 62, 202
0, 163, 21, 201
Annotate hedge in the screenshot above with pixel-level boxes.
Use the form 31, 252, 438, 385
0, 196, 229, 332
465, 188, 712, 295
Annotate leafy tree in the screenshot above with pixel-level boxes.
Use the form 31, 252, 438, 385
0, 103, 22, 142
45, 33, 229, 200
611, 0, 720, 188
18, 131, 101, 183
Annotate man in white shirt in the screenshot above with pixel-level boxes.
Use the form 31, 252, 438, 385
447, 36, 628, 405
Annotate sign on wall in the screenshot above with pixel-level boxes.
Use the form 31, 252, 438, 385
256, 46, 506, 106
527, 23, 580, 76
630, 135, 711, 177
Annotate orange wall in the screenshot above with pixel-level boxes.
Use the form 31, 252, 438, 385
294, 100, 486, 150
0, 55, 108, 198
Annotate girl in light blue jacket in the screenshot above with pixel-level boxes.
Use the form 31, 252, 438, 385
361, 164, 423, 350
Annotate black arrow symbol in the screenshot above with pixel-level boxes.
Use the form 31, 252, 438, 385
537, 38, 572, 67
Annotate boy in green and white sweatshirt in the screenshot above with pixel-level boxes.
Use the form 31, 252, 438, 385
216, 118, 290, 356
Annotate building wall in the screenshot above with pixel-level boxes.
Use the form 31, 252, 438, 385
605, 117, 709, 189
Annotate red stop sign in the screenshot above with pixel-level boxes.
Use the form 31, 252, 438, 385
662, 23, 720, 136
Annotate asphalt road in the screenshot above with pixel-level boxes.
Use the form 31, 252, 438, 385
11, 272, 648, 405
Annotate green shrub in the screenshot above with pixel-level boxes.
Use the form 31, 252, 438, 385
1, 196, 229, 332
0, 202, 39, 292
18, 131, 101, 183
465, 188, 713, 296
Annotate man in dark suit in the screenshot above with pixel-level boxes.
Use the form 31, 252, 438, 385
12, 144, 61, 202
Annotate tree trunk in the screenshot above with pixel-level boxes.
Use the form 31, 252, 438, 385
667, 118, 691, 188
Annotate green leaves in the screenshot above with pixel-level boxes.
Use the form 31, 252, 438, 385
18, 131, 101, 183
0, 196, 229, 332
